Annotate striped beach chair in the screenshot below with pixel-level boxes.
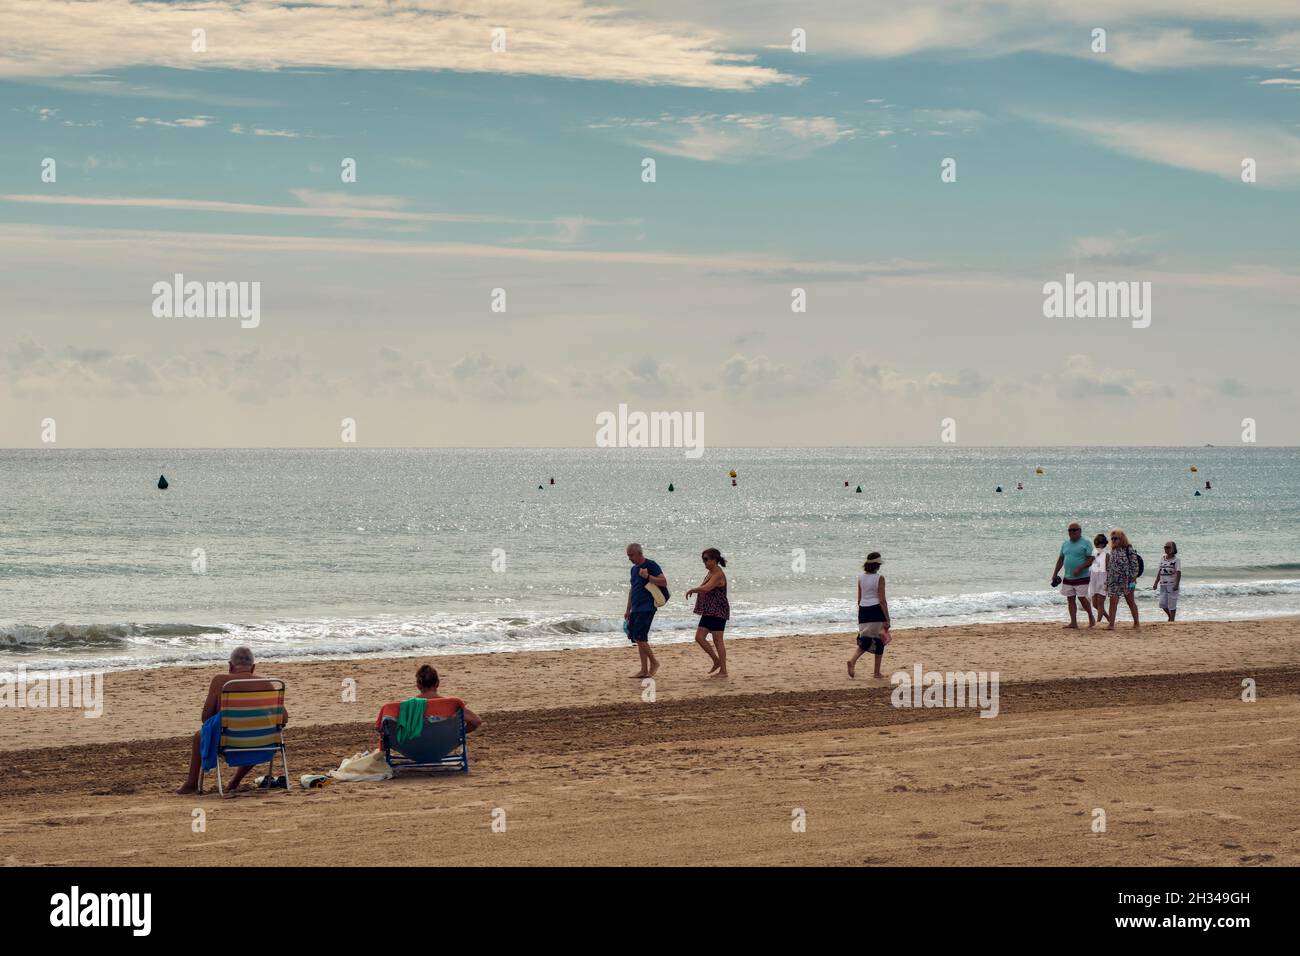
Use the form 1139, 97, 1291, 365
201, 678, 290, 797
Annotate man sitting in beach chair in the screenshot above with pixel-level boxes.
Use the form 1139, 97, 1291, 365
375, 664, 480, 773
176, 646, 289, 795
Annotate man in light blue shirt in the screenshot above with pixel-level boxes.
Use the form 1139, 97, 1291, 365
1051, 520, 1096, 628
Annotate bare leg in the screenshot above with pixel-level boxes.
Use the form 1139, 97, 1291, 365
872, 651, 884, 678
1106, 595, 1118, 630
848, 645, 865, 677
645, 643, 660, 677
1081, 594, 1096, 628
225, 765, 253, 793
694, 626, 720, 671
177, 731, 202, 794
1125, 592, 1141, 628
1092, 594, 1109, 624
630, 641, 649, 678
710, 631, 727, 677
1064, 595, 1079, 628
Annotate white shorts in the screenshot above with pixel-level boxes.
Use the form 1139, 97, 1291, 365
1158, 587, 1179, 610
1059, 581, 1090, 598
1087, 574, 1107, 598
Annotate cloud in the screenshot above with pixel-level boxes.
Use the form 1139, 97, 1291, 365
631, 1, 1300, 70
925, 368, 992, 397
599, 113, 853, 163
1070, 232, 1158, 267
1057, 354, 1174, 400
229, 123, 301, 138
0, 192, 603, 228
721, 353, 822, 398
1034, 116, 1300, 185
1, 0, 794, 91
133, 115, 215, 128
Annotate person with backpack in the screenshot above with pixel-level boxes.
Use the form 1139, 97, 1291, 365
1105, 529, 1141, 630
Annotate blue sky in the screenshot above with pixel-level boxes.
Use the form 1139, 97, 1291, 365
3, 1, 1299, 446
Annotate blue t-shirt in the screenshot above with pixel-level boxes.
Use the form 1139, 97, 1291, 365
629, 558, 664, 613
1059, 538, 1094, 581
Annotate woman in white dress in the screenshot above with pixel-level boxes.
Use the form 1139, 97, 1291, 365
1087, 533, 1110, 625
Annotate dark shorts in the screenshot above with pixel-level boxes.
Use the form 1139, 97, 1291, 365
627, 610, 656, 643
698, 615, 728, 632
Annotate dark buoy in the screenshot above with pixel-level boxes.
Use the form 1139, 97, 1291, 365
1205, 480, 1211, 490
995, 486, 1002, 493
549, 477, 555, 485
844, 481, 849, 487
157, 474, 168, 490
731, 478, 737, 487
668, 483, 675, 492
855, 485, 862, 494
538, 484, 543, 489
1194, 490, 1201, 497
1016, 482, 1023, 490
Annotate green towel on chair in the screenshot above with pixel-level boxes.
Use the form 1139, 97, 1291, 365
396, 697, 426, 743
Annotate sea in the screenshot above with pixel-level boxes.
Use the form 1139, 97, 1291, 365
2, 446, 1297, 672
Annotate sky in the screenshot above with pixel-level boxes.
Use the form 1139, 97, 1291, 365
2, 0, 1298, 447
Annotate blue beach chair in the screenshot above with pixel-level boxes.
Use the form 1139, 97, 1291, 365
380, 710, 470, 774
199, 678, 290, 796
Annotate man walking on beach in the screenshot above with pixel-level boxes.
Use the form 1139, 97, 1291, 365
1051, 521, 1097, 629
625, 542, 667, 678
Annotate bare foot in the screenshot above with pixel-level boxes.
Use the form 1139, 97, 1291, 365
708, 660, 721, 673
175, 785, 198, 795
629, 672, 649, 678
1086, 620, 1096, 628
1106, 624, 1115, 631
648, 661, 660, 677
1063, 623, 1078, 629
873, 671, 884, 679
712, 670, 728, 679
847, 660, 856, 678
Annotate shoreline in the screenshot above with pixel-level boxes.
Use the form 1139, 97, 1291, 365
5, 609, 1299, 679
3, 617, 1297, 752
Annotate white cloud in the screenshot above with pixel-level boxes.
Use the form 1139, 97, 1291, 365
0, 0, 794, 90
1033, 116, 1300, 184
598, 112, 853, 163
133, 115, 215, 128
627, 1, 1300, 70
1057, 354, 1174, 400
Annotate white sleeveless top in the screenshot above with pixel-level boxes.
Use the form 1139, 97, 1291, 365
858, 572, 881, 606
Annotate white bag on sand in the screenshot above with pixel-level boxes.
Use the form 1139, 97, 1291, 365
328, 749, 393, 782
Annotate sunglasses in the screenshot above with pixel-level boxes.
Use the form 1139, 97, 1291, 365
1067, 528, 1081, 533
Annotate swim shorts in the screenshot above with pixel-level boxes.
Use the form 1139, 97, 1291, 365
627, 610, 656, 643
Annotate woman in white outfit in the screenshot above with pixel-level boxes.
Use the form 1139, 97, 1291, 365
1088, 533, 1110, 625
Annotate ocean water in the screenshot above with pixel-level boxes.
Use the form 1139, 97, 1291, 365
2, 447, 1297, 672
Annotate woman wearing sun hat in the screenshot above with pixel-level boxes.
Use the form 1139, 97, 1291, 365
849, 551, 890, 678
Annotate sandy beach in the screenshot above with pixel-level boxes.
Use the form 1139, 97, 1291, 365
2, 618, 1298, 866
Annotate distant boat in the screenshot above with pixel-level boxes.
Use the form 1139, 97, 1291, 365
157, 475, 169, 490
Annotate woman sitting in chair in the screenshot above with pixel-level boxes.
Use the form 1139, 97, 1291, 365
375, 664, 482, 749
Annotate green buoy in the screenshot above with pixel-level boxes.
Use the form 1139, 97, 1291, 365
855, 485, 862, 493
668, 483, 675, 492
